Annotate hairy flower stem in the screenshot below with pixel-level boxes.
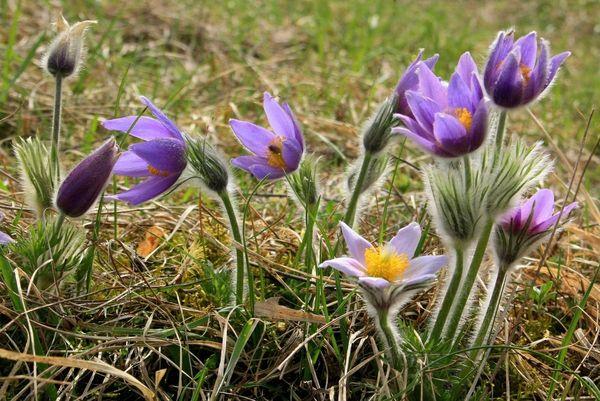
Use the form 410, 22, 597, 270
343, 151, 373, 227
495, 111, 507, 150
429, 245, 464, 343
469, 266, 509, 359
218, 190, 245, 306
377, 308, 403, 371
444, 219, 494, 342
50, 75, 63, 181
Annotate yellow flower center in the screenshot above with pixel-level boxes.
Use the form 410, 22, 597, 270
266, 136, 287, 169
364, 246, 409, 282
147, 165, 170, 177
519, 63, 532, 84
453, 107, 473, 131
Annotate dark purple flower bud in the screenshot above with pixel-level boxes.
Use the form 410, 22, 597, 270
392, 52, 488, 158
56, 138, 119, 217
43, 14, 96, 78
0, 212, 13, 245
484, 30, 570, 108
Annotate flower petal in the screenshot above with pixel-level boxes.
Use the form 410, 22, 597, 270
433, 113, 468, 157
405, 90, 442, 133
281, 138, 302, 172
404, 255, 448, 281
263, 92, 297, 143
514, 31, 537, 68
139, 96, 183, 141
340, 222, 372, 265
358, 276, 390, 289
416, 64, 447, 108
130, 138, 187, 173
281, 102, 305, 151
108, 173, 180, 205
468, 100, 488, 151
319, 257, 366, 277
548, 51, 570, 85
112, 151, 151, 177
229, 119, 275, 156
389, 222, 421, 257
392, 126, 448, 156
448, 71, 473, 110
492, 50, 523, 107
533, 201, 578, 233
0, 231, 14, 245
102, 116, 171, 141
455, 52, 478, 84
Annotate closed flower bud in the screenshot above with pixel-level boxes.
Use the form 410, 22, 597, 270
288, 157, 319, 209
185, 137, 230, 194
43, 13, 96, 78
362, 94, 399, 154
56, 138, 118, 218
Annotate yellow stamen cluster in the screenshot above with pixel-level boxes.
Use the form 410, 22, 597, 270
364, 246, 409, 282
519, 64, 532, 84
147, 165, 170, 177
453, 107, 473, 131
266, 136, 287, 169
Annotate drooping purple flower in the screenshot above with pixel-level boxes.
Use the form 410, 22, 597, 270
484, 31, 570, 108
319, 222, 447, 310
0, 212, 14, 245
395, 50, 439, 117
392, 52, 488, 158
56, 138, 119, 218
499, 189, 577, 235
102, 97, 187, 205
229, 92, 304, 180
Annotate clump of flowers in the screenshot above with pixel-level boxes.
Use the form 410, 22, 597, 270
103, 96, 187, 204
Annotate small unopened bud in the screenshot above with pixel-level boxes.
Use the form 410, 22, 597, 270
362, 94, 399, 154
288, 157, 319, 209
185, 137, 230, 194
43, 13, 96, 78
56, 138, 118, 218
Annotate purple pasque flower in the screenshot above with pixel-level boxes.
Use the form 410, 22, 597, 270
499, 189, 577, 235
395, 49, 439, 117
484, 31, 570, 108
392, 52, 488, 158
0, 212, 14, 245
320, 222, 447, 309
56, 138, 119, 217
102, 96, 187, 205
230, 92, 304, 180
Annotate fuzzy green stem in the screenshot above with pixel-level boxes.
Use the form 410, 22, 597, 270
343, 151, 373, 227
463, 155, 472, 189
444, 218, 494, 342
429, 245, 464, 343
469, 266, 509, 359
50, 75, 63, 180
377, 308, 403, 371
495, 111, 507, 150
219, 190, 245, 306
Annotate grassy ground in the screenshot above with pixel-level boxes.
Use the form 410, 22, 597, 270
0, 0, 599, 400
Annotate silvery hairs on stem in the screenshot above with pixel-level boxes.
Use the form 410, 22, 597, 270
424, 161, 485, 246
14, 137, 59, 217
347, 154, 389, 196
478, 139, 552, 217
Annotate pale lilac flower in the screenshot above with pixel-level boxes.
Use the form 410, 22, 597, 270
395, 50, 439, 117
56, 138, 119, 217
484, 31, 570, 108
0, 212, 13, 245
392, 52, 488, 157
499, 189, 577, 235
320, 222, 447, 309
230, 92, 304, 179
102, 97, 187, 205
495, 189, 578, 266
